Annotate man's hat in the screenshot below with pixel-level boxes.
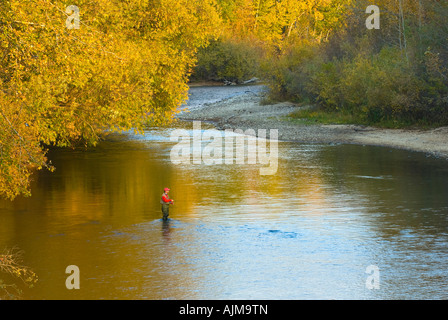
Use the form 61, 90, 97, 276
164, 188, 170, 192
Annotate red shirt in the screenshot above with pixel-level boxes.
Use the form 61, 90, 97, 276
161, 193, 173, 203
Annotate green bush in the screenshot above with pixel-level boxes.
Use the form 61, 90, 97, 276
191, 38, 262, 83
308, 59, 344, 110
259, 0, 448, 127
261, 42, 320, 102
269, 41, 448, 126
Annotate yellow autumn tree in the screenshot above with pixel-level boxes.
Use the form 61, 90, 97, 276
0, 0, 221, 200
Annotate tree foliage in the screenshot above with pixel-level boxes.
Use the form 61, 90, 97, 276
259, 0, 448, 125
191, 38, 262, 83
193, 0, 351, 83
194, 0, 448, 126
0, 247, 38, 299
0, 0, 220, 200
3, 0, 448, 199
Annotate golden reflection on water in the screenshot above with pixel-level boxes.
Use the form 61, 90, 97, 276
1, 127, 448, 299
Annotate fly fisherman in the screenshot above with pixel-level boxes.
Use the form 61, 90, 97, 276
161, 188, 174, 221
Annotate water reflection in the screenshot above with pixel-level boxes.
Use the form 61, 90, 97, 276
0, 123, 447, 300
161, 219, 173, 241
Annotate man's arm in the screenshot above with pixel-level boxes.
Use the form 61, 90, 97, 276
162, 194, 173, 204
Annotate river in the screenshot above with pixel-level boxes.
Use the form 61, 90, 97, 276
1, 85, 447, 300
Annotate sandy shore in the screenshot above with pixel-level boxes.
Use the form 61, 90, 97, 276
177, 88, 448, 160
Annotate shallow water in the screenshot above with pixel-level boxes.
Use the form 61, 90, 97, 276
182, 84, 265, 111
1, 86, 447, 300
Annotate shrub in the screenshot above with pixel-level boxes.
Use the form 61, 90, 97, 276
261, 42, 321, 102
191, 38, 263, 83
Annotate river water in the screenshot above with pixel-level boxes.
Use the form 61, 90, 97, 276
1, 85, 448, 300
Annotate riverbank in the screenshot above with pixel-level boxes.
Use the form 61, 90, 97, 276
177, 87, 448, 160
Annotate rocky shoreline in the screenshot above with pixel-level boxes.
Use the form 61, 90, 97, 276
177, 87, 448, 160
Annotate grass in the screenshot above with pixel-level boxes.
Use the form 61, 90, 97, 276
286, 105, 446, 129
288, 107, 362, 125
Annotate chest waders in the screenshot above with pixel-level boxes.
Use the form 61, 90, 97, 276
161, 194, 170, 221
161, 204, 169, 220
